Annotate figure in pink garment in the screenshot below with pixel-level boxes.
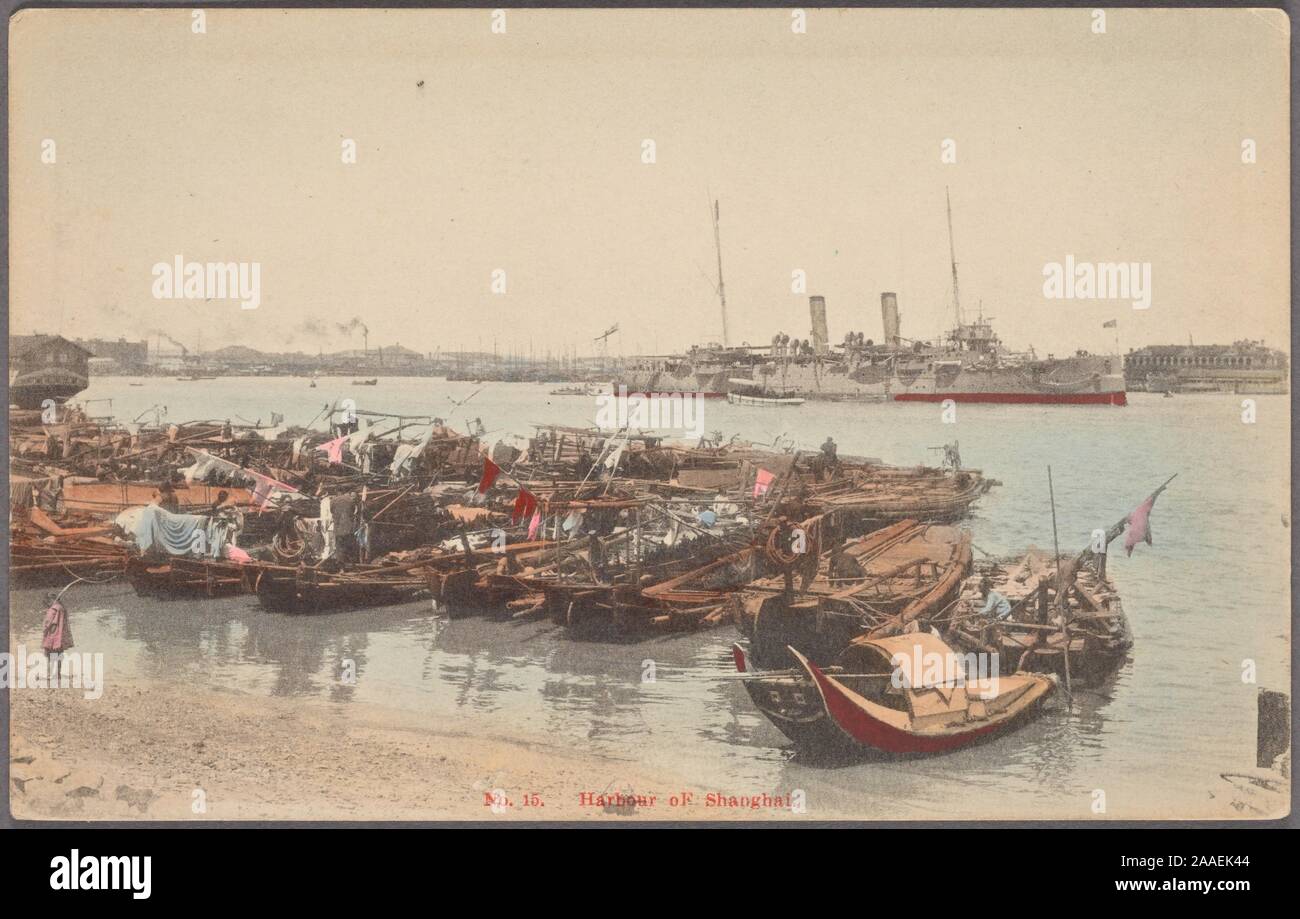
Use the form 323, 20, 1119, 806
42, 595, 74, 684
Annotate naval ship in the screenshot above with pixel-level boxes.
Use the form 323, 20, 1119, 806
614, 194, 1126, 406
617, 298, 1125, 405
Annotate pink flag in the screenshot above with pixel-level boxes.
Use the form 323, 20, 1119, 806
317, 435, 348, 465
528, 511, 542, 540
250, 473, 275, 508
1124, 494, 1158, 556
753, 468, 775, 498
250, 471, 299, 509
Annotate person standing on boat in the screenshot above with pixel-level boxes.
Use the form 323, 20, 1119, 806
818, 436, 839, 481
209, 489, 230, 517
157, 480, 181, 514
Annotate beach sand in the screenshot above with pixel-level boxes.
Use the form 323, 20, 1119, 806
9, 674, 747, 822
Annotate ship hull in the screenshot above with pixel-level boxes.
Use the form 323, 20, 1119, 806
8, 374, 88, 410
894, 390, 1126, 405
617, 353, 1127, 405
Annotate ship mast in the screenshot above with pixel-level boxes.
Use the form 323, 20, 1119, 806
713, 199, 729, 348
946, 187, 962, 330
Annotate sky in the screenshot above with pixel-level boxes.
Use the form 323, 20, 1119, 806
8, 7, 1291, 358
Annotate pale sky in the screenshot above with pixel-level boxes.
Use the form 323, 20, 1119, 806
9, 8, 1291, 358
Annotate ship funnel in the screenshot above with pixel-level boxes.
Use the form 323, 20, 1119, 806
809, 296, 829, 355
880, 292, 901, 348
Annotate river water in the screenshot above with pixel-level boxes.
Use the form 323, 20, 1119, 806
9, 376, 1291, 819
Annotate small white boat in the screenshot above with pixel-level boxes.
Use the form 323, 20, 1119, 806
726, 391, 805, 407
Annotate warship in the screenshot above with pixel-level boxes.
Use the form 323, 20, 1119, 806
615, 194, 1127, 406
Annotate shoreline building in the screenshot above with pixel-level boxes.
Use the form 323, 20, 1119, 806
8, 334, 91, 409
75, 337, 150, 374
1124, 341, 1289, 394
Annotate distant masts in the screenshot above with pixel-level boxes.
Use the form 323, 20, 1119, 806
946, 187, 962, 329
713, 199, 729, 348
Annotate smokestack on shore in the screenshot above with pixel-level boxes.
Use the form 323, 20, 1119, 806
881, 292, 901, 348
809, 296, 829, 355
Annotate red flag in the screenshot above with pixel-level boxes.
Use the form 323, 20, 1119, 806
511, 488, 537, 525
478, 457, 501, 494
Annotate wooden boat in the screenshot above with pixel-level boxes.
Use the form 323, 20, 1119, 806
734, 633, 1054, 757
726, 391, 805, 407
251, 560, 431, 613
736, 519, 972, 671
249, 538, 502, 614
802, 465, 994, 525
127, 556, 250, 599
59, 481, 257, 517
9, 523, 129, 585
941, 547, 1132, 687
492, 516, 759, 633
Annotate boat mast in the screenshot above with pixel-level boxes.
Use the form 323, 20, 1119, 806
946, 187, 961, 330
713, 199, 729, 348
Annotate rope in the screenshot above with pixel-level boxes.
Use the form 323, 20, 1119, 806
272, 530, 306, 561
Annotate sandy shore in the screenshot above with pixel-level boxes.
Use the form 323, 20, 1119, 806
9, 673, 799, 822
11, 675, 1288, 823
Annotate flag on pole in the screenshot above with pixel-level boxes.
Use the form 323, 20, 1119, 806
316, 435, 348, 464
753, 468, 775, 498
1124, 491, 1162, 556
1102, 319, 1118, 328
511, 488, 538, 525
478, 457, 501, 494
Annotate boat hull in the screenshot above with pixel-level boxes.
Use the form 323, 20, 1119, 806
727, 392, 805, 406
9, 380, 87, 410
798, 651, 1054, 756
893, 391, 1127, 406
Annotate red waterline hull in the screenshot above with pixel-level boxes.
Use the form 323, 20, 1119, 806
804, 659, 1003, 754
893, 391, 1127, 406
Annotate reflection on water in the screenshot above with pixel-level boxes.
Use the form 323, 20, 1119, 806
7, 378, 1290, 814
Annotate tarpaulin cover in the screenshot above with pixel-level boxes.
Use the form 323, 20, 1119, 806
127, 505, 235, 559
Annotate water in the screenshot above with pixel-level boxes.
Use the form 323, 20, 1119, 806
10, 376, 1290, 818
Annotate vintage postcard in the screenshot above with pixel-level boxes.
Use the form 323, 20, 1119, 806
5, 6, 1291, 825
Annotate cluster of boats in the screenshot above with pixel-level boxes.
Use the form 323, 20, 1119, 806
9, 398, 1164, 760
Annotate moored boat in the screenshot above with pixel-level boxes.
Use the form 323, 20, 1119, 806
941, 549, 1131, 687
726, 391, 805, 406
736, 518, 973, 670
734, 634, 1053, 757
